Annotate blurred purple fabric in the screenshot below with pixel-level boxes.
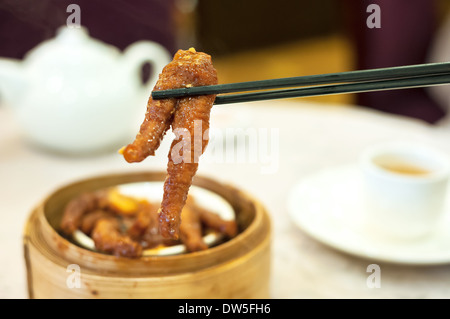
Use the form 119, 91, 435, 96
0, 0, 176, 58
342, 0, 446, 124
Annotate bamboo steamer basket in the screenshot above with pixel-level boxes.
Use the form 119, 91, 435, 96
23, 171, 271, 299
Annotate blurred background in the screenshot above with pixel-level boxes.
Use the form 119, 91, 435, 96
3, 1, 450, 299
1, 0, 450, 123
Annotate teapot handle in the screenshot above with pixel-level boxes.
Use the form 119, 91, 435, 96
122, 41, 171, 96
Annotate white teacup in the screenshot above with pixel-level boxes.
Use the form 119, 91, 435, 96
360, 142, 450, 241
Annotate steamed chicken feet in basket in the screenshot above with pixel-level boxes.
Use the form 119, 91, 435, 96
121, 48, 218, 239
60, 187, 237, 257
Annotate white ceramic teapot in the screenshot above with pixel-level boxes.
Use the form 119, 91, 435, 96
0, 26, 171, 154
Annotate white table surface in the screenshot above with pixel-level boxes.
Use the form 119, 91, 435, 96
2, 100, 450, 299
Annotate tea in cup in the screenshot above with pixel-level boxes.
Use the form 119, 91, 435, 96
360, 142, 450, 240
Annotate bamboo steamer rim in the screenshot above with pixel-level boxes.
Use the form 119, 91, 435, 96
25, 171, 271, 277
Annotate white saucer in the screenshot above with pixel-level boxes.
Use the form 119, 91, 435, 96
73, 182, 235, 256
287, 164, 450, 265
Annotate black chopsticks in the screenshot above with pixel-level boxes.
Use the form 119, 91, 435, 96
214, 73, 450, 105
151, 62, 450, 105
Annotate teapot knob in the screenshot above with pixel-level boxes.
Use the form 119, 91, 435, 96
55, 26, 89, 44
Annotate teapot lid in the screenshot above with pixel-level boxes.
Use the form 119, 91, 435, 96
24, 26, 120, 66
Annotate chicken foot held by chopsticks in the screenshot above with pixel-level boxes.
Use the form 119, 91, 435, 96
121, 48, 218, 239
159, 50, 217, 239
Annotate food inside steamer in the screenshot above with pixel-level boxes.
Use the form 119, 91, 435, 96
60, 184, 237, 257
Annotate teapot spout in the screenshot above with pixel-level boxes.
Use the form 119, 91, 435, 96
0, 58, 26, 107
